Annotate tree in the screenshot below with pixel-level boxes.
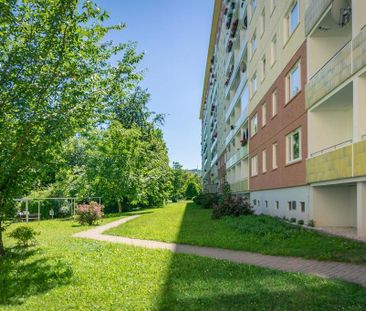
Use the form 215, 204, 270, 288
0, 0, 142, 255
185, 182, 199, 200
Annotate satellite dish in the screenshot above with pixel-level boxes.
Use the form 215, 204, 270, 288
331, 0, 352, 26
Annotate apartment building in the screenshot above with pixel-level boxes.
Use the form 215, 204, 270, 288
200, 0, 366, 238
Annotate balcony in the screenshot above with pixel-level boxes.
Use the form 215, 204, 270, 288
307, 144, 353, 183
225, 110, 248, 147
353, 25, 366, 73
225, 72, 247, 123
306, 41, 352, 109
211, 153, 218, 168
230, 178, 248, 194
305, 0, 333, 35
226, 146, 248, 169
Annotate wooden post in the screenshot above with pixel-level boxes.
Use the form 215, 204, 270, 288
25, 199, 29, 223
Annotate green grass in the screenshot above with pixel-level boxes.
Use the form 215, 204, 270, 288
1, 216, 366, 310
107, 201, 366, 264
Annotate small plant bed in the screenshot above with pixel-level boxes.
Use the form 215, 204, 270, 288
2, 215, 366, 310
107, 202, 366, 264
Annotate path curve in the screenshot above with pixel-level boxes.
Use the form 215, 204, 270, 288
73, 216, 366, 287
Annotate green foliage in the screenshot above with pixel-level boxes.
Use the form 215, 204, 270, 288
0, 0, 144, 254
185, 182, 199, 200
108, 202, 366, 264
193, 193, 220, 209
169, 162, 202, 201
3, 218, 366, 310
8, 226, 39, 247
212, 196, 253, 219
308, 219, 315, 227
297, 219, 304, 225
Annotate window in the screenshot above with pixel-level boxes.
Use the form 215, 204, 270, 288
251, 155, 258, 176
251, 72, 257, 95
270, 0, 277, 14
251, 31, 257, 56
272, 143, 278, 169
253, 199, 257, 205
275, 201, 279, 209
251, 113, 258, 136
288, 201, 292, 211
292, 201, 297, 210
261, 56, 266, 81
287, 1, 299, 38
260, 9, 265, 36
287, 61, 301, 101
300, 202, 305, 212
286, 128, 301, 163
265, 200, 268, 208
258, 200, 260, 207
270, 35, 277, 65
262, 102, 267, 127
272, 89, 278, 117
252, 0, 257, 13
262, 149, 267, 173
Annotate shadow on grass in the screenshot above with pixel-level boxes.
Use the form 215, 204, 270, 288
0, 247, 73, 306
104, 210, 154, 218
156, 202, 366, 310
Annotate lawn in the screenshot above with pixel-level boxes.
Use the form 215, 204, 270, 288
1, 217, 366, 310
107, 201, 366, 264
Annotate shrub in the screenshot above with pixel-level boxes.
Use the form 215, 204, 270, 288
58, 205, 71, 218
193, 193, 220, 209
307, 219, 315, 227
297, 219, 304, 225
8, 226, 39, 247
212, 196, 253, 219
75, 201, 104, 225
290, 217, 297, 223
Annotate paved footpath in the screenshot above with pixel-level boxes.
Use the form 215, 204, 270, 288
73, 216, 366, 287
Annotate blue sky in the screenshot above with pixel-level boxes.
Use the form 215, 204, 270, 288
95, 1, 214, 169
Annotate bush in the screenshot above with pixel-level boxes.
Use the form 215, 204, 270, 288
307, 219, 315, 227
75, 201, 104, 225
193, 193, 220, 209
297, 219, 304, 225
290, 217, 297, 223
8, 226, 39, 247
212, 196, 253, 219
58, 205, 72, 218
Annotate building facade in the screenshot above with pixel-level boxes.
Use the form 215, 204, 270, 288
200, 0, 366, 238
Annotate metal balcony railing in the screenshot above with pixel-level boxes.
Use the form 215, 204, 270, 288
310, 139, 353, 158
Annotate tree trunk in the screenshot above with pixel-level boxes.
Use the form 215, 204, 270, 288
0, 221, 5, 256
117, 199, 122, 213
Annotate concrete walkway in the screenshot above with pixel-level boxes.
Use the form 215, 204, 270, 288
73, 216, 366, 287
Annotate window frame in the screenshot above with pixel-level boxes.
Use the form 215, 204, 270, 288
272, 142, 278, 169
251, 155, 258, 176
272, 89, 278, 117
270, 34, 277, 66
251, 113, 258, 136
262, 149, 267, 173
286, 61, 301, 102
261, 102, 267, 127
286, 127, 302, 164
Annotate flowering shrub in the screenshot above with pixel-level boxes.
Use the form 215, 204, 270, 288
75, 201, 104, 225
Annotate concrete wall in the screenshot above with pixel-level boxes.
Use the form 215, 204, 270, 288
308, 104, 353, 156
312, 185, 357, 227
251, 185, 310, 221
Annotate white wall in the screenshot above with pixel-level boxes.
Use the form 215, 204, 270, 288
312, 185, 357, 227
251, 186, 310, 222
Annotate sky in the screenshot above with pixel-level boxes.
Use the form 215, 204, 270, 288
94, 1, 214, 170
